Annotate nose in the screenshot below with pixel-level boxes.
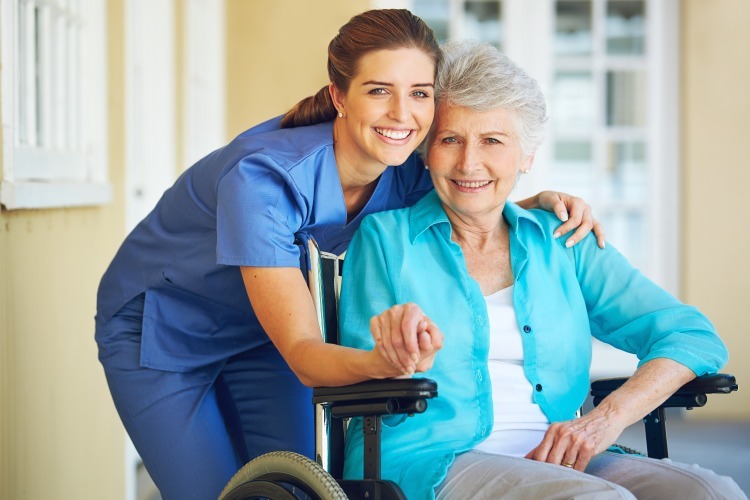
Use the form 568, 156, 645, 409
388, 95, 409, 123
457, 143, 479, 173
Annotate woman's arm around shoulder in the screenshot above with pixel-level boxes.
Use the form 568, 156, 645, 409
516, 190, 606, 249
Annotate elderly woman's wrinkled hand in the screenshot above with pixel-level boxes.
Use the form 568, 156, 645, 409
370, 303, 444, 376
523, 410, 627, 471
538, 191, 606, 249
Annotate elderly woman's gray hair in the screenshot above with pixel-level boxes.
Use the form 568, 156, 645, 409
425, 40, 548, 159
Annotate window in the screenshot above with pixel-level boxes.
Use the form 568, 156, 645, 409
1, 0, 109, 209
385, 0, 679, 294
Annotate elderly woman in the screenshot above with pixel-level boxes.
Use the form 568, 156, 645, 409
338, 40, 744, 499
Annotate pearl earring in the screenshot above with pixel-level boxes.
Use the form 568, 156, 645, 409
338, 112, 344, 118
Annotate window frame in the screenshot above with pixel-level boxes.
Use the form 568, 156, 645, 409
1, 0, 110, 210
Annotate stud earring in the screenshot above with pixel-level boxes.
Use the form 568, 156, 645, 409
338, 112, 344, 118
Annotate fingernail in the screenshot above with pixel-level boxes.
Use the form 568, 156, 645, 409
558, 212, 569, 222
565, 239, 575, 248
553, 231, 561, 239
411, 353, 420, 363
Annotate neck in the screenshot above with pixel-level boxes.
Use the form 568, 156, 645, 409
447, 205, 508, 250
332, 120, 385, 219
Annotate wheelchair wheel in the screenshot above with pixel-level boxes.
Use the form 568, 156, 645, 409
219, 451, 348, 500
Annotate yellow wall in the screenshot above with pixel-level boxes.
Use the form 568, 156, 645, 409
0, 0, 128, 497
225, 0, 368, 138
682, 0, 750, 419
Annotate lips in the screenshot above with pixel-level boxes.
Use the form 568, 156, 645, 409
375, 128, 412, 140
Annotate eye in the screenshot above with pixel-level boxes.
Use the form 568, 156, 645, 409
412, 89, 431, 99
368, 88, 389, 95
441, 136, 458, 144
484, 137, 502, 145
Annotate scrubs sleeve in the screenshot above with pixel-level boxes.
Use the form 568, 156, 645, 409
569, 232, 728, 376
216, 154, 305, 268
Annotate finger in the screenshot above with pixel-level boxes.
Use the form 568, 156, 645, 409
424, 321, 444, 350
417, 330, 432, 351
572, 440, 596, 472
370, 315, 400, 370
401, 304, 424, 360
549, 195, 570, 223
373, 313, 407, 372
593, 220, 606, 249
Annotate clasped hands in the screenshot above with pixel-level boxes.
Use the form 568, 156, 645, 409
370, 302, 444, 376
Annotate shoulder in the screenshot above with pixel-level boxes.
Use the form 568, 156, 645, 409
227, 119, 335, 173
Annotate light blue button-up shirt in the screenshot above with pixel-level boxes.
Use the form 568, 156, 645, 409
338, 189, 727, 500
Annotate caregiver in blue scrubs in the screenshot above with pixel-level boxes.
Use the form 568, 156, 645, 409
95, 9, 602, 499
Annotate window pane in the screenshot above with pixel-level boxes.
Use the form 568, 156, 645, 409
464, 1, 503, 49
413, 0, 450, 44
606, 0, 645, 55
604, 141, 647, 203
551, 141, 594, 200
606, 70, 645, 127
553, 71, 595, 131
601, 210, 645, 268
555, 1, 592, 56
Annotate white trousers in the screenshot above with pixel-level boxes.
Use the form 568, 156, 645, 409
435, 450, 746, 500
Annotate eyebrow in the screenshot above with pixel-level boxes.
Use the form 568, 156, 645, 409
361, 80, 434, 88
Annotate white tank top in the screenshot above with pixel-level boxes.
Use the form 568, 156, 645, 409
473, 285, 550, 457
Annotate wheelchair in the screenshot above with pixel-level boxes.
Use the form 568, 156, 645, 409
219, 237, 738, 500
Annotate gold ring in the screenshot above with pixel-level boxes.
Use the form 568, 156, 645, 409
561, 461, 574, 468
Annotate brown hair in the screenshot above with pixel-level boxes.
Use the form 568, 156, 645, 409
280, 9, 441, 128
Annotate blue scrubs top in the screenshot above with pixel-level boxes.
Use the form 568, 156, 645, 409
96, 116, 432, 372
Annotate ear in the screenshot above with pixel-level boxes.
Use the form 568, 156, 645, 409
522, 152, 536, 174
329, 83, 346, 114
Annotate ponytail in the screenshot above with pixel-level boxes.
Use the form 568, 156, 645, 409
281, 86, 337, 128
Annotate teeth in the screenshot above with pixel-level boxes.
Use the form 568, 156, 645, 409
376, 128, 411, 140
455, 180, 491, 188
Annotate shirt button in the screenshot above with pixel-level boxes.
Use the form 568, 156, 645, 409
523, 325, 532, 333
476, 316, 484, 326
535, 384, 543, 392
476, 370, 483, 381
481, 426, 487, 436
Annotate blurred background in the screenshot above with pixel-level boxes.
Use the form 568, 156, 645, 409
1, 0, 748, 498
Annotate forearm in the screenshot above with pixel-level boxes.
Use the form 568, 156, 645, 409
286, 338, 401, 387
588, 358, 696, 427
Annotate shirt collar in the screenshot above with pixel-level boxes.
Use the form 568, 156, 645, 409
409, 189, 547, 243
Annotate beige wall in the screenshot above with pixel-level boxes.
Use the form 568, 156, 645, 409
225, 0, 368, 138
682, 0, 750, 419
0, 0, 128, 497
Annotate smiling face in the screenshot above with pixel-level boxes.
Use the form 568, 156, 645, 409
331, 47, 436, 176
426, 104, 534, 227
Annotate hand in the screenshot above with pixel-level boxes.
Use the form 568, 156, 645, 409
537, 191, 606, 249
524, 411, 626, 471
370, 303, 444, 375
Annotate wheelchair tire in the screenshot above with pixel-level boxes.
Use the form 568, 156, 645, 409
219, 451, 348, 500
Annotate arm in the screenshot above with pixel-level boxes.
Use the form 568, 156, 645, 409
242, 266, 441, 386
526, 358, 694, 470
516, 191, 606, 249
241, 266, 404, 387
527, 226, 726, 470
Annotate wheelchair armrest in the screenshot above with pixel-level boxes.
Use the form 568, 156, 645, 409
591, 373, 738, 409
312, 378, 438, 419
